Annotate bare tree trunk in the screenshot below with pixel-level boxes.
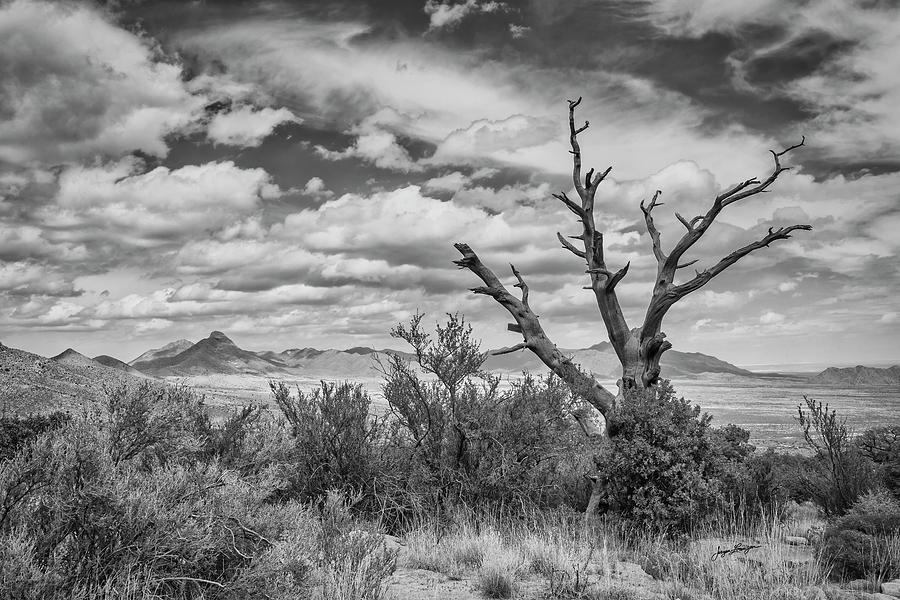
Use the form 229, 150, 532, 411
454, 97, 811, 518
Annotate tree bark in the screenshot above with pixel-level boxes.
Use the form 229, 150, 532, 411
454, 97, 811, 517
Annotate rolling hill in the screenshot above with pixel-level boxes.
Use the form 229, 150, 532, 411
93, 354, 148, 377
813, 365, 900, 386
484, 340, 753, 379
129, 339, 193, 365
1, 343, 149, 414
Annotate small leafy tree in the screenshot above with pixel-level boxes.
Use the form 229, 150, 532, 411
380, 313, 594, 512
381, 312, 496, 477
596, 381, 720, 531
270, 380, 385, 502
796, 396, 875, 515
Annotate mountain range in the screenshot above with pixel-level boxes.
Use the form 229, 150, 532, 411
2, 332, 898, 415
123, 330, 762, 381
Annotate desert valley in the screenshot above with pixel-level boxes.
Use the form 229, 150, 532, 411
3, 330, 898, 450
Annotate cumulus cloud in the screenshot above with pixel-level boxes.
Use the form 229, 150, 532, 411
0, 262, 81, 297
423, 171, 470, 193
0, 0, 203, 166
0, 224, 87, 262
645, 0, 900, 162
429, 114, 558, 166
207, 105, 299, 147
424, 0, 507, 31
316, 129, 422, 172
509, 24, 530, 38
301, 177, 334, 199
279, 185, 548, 265
175, 11, 787, 183
315, 110, 423, 172
759, 311, 786, 325
47, 158, 281, 244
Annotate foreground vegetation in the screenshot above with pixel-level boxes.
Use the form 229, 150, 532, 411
1, 315, 899, 599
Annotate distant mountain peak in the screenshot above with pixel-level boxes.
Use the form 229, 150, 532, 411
129, 339, 193, 365
586, 341, 612, 352
813, 364, 900, 386
51, 348, 91, 363
207, 331, 233, 343
344, 346, 378, 355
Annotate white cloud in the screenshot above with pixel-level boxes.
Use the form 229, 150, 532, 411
316, 129, 422, 172
315, 109, 423, 172
509, 24, 530, 38
777, 281, 798, 293
759, 311, 786, 325
207, 105, 299, 147
0, 224, 87, 262
645, 0, 900, 162
429, 114, 558, 166
697, 290, 741, 309
301, 177, 334, 199
0, 0, 204, 166
0, 262, 79, 297
424, 1, 507, 31
134, 318, 173, 334
47, 158, 281, 244
176, 12, 784, 182
423, 171, 470, 192
279, 185, 547, 261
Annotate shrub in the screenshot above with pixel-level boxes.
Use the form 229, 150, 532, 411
596, 381, 719, 531
270, 380, 386, 503
819, 489, 900, 580
319, 530, 397, 600
98, 381, 206, 467
736, 449, 808, 511
0, 388, 329, 599
705, 423, 756, 507
796, 397, 876, 515
193, 403, 265, 469
475, 558, 519, 599
380, 313, 594, 517
0, 412, 69, 461
857, 426, 900, 497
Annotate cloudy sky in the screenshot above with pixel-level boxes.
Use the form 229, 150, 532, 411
1, 0, 899, 368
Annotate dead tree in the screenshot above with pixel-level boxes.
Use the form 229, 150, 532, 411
454, 97, 811, 423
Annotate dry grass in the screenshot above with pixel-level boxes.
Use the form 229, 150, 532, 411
399, 504, 836, 600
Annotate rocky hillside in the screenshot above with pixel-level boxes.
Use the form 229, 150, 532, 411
131, 331, 287, 376
0, 343, 147, 414
93, 354, 148, 377
129, 339, 194, 364
813, 365, 900, 386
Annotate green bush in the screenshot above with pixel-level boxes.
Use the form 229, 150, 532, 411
796, 397, 876, 515
270, 380, 386, 504
819, 489, 900, 581
0, 412, 69, 461
380, 313, 594, 518
0, 382, 389, 599
705, 423, 756, 505
734, 449, 808, 510
596, 381, 720, 531
858, 426, 900, 497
